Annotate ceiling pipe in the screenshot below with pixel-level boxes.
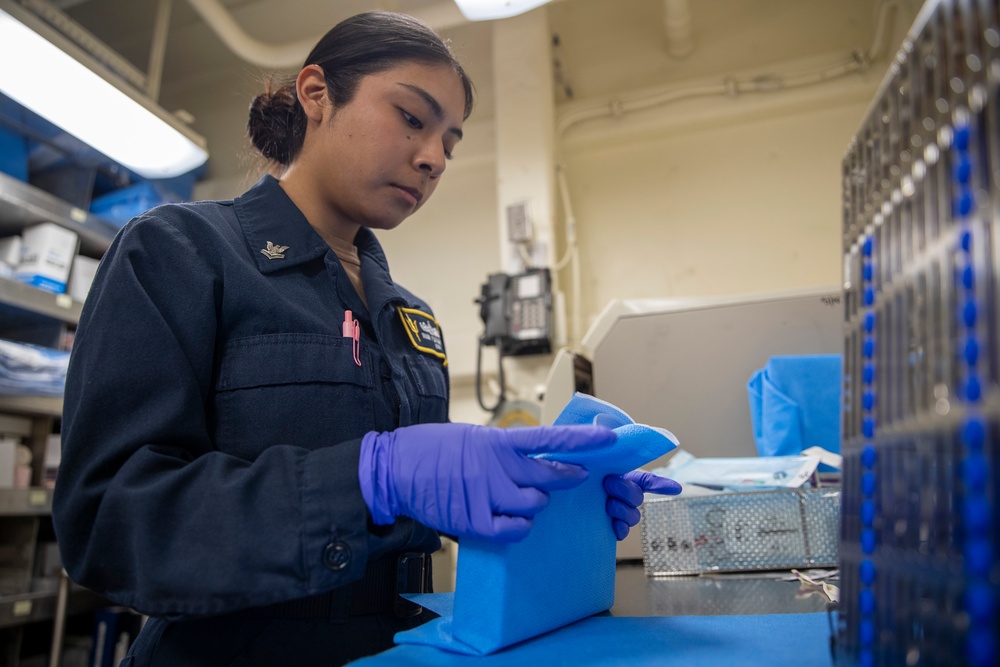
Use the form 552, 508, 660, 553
182, 0, 470, 69
663, 0, 694, 59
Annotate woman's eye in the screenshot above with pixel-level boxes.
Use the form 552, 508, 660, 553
401, 110, 423, 129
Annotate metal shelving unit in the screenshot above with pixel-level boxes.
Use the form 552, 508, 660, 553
0, 584, 105, 630
0, 277, 81, 325
0, 171, 117, 258
0, 396, 62, 420
0, 488, 52, 516
0, 147, 117, 667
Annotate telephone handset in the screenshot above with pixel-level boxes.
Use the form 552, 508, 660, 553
477, 268, 553, 356
474, 268, 553, 413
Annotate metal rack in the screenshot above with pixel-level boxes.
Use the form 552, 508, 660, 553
0, 145, 115, 667
0, 170, 116, 258
839, 1, 1000, 665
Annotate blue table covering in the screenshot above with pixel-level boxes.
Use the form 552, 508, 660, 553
350, 612, 833, 666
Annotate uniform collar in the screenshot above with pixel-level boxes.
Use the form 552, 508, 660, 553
234, 175, 330, 274
234, 175, 410, 313
356, 226, 408, 314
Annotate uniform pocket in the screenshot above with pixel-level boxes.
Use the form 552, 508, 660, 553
212, 334, 376, 459
216, 333, 370, 390
403, 355, 449, 424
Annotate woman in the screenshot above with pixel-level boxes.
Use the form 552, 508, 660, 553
53, 11, 674, 666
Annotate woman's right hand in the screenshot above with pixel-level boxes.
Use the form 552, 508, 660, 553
358, 423, 616, 542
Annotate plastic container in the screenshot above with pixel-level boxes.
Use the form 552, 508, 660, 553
0, 96, 28, 182
89, 181, 181, 227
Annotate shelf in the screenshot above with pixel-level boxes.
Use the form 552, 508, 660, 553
0, 395, 62, 418
0, 488, 52, 516
0, 171, 118, 257
0, 276, 81, 324
0, 583, 106, 629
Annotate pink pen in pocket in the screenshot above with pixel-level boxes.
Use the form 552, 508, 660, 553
342, 310, 361, 366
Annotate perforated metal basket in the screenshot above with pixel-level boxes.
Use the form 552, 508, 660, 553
640, 488, 840, 576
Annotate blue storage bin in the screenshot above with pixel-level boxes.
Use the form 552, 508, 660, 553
0, 95, 28, 182
89, 181, 181, 227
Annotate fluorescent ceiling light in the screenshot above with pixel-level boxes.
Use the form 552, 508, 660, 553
454, 0, 552, 21
0, 4, 207, 179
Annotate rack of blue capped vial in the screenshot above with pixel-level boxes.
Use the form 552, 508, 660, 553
839, 1, 1000, 665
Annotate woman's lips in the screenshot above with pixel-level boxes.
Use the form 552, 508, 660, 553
392, 184, 422, 206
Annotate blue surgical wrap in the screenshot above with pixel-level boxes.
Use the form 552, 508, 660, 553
394, 393, 677, 655
746, 354, 842, 457
354, 612, 831, 666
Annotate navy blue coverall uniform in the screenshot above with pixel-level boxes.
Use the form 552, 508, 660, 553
52, 175, 450, 666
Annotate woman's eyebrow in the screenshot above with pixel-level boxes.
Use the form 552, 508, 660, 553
396, 83, 463, 140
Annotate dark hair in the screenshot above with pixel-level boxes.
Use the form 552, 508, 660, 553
247, 11, 475, 167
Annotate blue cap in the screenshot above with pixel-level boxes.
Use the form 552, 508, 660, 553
862, 528, 876, 554
861, 500, 876, 528
954, 124, 971, 151
963, 418, 986, 449
862, 472, 876, 496
861, 445, 877, 469
859, 588, 876, 615
964, 496, 991, 534
965, 337, 980, 366
963, 454, 988, 492
964, 300, 978, 328
860, 559, 876, 585
966, 539, 992, 576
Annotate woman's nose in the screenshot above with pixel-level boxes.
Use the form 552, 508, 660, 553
415, 141, 447, 178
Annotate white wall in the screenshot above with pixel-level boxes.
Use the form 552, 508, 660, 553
181, 3, 919, 426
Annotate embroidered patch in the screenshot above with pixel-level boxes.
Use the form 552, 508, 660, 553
398, 307, 447, 364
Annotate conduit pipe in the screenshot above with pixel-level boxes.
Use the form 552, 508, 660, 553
663, 0, 694, 59
556, 0, 900, 138
182, 0, 470, 69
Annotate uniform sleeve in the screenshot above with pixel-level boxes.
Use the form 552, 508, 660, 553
52, 214, 373, 617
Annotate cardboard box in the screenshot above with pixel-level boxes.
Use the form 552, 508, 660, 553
15, 223, 79, 294
68, 255, 100, 302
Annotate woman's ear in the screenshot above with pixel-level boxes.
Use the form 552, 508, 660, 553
296, 64, 329, 123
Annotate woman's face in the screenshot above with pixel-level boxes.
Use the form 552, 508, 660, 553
294, 61, 467, 233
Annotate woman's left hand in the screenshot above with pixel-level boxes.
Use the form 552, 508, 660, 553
604, 471, 682, 541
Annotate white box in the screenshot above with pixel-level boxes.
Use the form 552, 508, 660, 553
0, 235, 21, 269
68, 255, 100, 302
16, 223, 79, 294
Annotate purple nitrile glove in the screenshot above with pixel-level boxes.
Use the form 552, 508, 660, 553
604, 470, 682, 541
359, 422, 617, 543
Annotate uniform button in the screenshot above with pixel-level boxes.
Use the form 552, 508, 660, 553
323, 542, 351, 571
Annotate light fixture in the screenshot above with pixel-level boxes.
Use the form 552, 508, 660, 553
0, 1, 207, 179
453, 0, 552, 21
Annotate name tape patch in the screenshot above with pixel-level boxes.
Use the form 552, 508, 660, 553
398, 307, 447, 364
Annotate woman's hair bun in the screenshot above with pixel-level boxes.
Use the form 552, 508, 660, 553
247, 84, 302, 166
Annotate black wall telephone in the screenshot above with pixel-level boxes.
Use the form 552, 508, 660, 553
476, 268, 553, 356
473, 268, 553, 413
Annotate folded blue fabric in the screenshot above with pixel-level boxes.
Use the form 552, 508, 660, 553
394, 393, 677, 655
747, 355, 842, 457
0, 338, 70, 396
355, 612, 831, 666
